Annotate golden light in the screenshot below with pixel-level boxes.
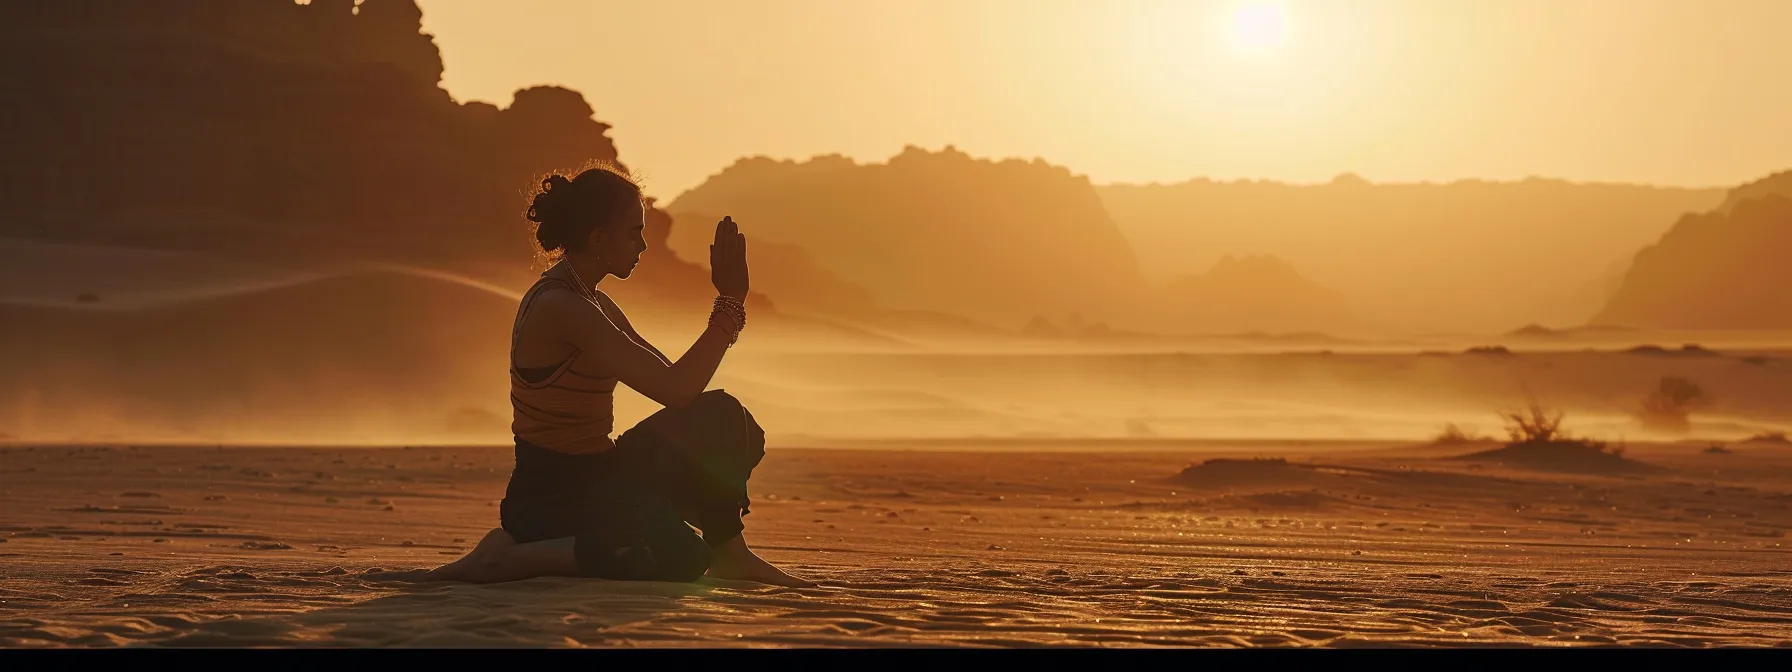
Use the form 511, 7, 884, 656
1226, 2, 1289, 56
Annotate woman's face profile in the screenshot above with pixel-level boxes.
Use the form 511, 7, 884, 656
591, 199, 649, 279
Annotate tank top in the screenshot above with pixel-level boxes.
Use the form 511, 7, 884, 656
509, 268, 619, 454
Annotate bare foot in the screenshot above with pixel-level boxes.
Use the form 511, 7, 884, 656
705, 534, 816, 588
424, 528, 516, 583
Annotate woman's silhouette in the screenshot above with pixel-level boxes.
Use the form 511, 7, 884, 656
427, 164, 812, 587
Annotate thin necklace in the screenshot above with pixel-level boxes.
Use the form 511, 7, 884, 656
564, 260, 598, 303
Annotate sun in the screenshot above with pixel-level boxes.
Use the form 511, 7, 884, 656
1226, 2, 1289, 56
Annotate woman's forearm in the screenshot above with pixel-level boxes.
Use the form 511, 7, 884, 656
662, 321, 735, 408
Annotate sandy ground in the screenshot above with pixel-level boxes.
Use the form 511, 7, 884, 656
3, 440, 1792, 647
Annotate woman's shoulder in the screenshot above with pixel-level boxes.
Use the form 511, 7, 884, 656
523, 282, 586, 315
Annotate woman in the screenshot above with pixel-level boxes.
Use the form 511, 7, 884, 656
426, 164, 812, 587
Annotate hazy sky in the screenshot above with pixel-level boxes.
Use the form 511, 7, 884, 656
417, 0, 1792, 201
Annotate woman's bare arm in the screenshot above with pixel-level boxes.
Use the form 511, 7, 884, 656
593, 292, 671, 366
539, 289, 730, 409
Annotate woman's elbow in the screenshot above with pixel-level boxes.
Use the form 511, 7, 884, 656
659, 396, 696, 410
658, 388, 740, 411
656, 389, 703, 410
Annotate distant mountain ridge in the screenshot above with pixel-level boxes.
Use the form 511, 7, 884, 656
1718, 170, 1792, 212
1594, 190, 1792, 329
1155, 254, 1359, 334
1097, 175, 1726, 333
667, 147, 1146, 328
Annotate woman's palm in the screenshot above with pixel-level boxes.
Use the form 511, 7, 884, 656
710, 216, 749, 299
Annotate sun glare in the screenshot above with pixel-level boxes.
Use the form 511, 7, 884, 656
1226, 2, 1289, 56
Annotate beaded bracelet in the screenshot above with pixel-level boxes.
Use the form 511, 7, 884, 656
710, 296, 746, 346
714, 296, 746, 325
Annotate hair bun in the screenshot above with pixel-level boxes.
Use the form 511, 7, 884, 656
527, 173, 575, 251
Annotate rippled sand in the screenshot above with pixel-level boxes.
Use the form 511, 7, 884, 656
3, 441, 1791, 647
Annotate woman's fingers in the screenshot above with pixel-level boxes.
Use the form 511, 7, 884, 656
715, 216, 734, 245
708, 218, 747, 295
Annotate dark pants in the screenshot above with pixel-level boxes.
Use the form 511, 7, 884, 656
500, 390, 766, 582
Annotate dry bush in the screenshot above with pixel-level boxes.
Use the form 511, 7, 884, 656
1499, 397, 1614, 454
1502, 399, 1569, 444
1636, 376, 1708, 434
1744, 431, 1789, 444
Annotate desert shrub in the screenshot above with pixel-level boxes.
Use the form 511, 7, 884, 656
1502, 399, 1569, 444
1744, 431, 1789, 444
1498, 397, 1615, 454
1636, 376, 1708, 434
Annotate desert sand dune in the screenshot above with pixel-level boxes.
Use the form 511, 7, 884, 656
3, 442, 1791, 647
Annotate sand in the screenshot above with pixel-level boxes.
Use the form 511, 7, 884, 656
4, 440, 1792, 648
